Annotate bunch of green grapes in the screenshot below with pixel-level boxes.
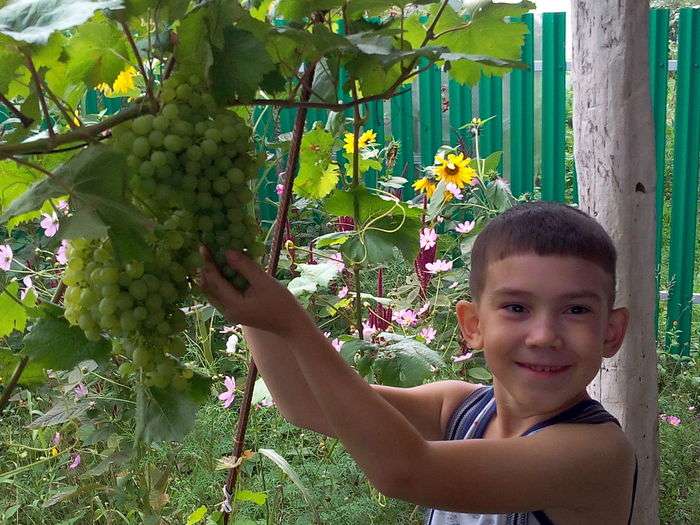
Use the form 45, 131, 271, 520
62, 72, 265, 388
111, 72, 264, 285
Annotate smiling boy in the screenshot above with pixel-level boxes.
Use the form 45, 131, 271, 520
198, 201, 638, 525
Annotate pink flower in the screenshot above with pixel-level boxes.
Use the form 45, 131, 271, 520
74, 383, 88, 400
56, 239, 69, 265
68, 453, 81, 470
362, 320, 377, 341
420, 326, 437, 344
659, 414, 681, 426
218, 376, 236, 408
337, 286, 348, 299
329, 252, 345, 271
57, 200, 69, 214
445, 183, 463, 200
452, 352, 473, 363
393, 309, 417, 327
454, 220, 476, 234
219, 325, 238, 334
52, 432, 61, 446
40, 212, 59, 237
416, 302, 430, 316
419, 228, 437, 251
20, 275, 34, 301
0, 244, 12, 271
275, 184, 284, 196
425, 259, 453, 274
331, 338, 342, 352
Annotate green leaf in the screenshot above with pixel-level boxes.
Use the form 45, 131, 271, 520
29, 399, 90, 428
482, 151, 502, 173
257, 448, 319, 516
135, 374, 211, 443
0, 0, 124, 44
211, 27, 275, 104
235, 490, 267, 506
314, 231, 351, 248
22, 316, 111, 370
338, 337, 376, 371
0, 349, 46, 386
42, 486, 79, 508
342, 213, 420, 265
0, 281, 28, 337
294, 125, 338, 199
324, 186, 421, 224
467, 366, 492, 382
64, 11, 130, 89
0, 44, 23, 95
186, 506, 208, 525
272, 0, 341, 22
373, 334, 443, 387
174, 5, 212, 78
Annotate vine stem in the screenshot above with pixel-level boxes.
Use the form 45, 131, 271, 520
0, 93, 34, 128
23, 51, 54, 138
221, 54, 320, 525
120, 21, 157, 109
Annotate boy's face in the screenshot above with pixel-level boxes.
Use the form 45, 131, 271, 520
456, 253, 629, 414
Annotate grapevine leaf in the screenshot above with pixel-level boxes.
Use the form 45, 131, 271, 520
211, 27, 275, 104
21, 317, 111, 370
341, 213, 420, 265
0, 44, 23, 95
0, 281, 28, 337
0, 348, 46, 386
313, 231, 351, 248
0, 0, 124, 44
272, 0, 341, 23
294, 126, 338, 199
373, 334, 443, 387
174, 5, 212, 78
64, 11, 131, 89
136, 374, 210, 443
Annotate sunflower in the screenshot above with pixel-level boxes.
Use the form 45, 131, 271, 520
434, 153, 476, 188
413, 176, 437, 198
112, 66, 139, 95
344, 129, 377, 155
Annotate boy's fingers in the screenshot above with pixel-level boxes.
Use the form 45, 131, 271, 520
224, 250, 265, 281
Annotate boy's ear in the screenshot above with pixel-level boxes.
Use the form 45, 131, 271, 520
602, 306, 629, 358
456, 300, 484, 349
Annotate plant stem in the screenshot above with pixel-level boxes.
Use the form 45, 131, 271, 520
0, 93, 34, 128
23, 52, 54, 138
120, 21, 157, 109
221, 51, 320, 525
0, 356, 29, 416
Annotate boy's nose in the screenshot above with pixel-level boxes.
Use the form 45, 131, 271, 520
524, 315, 562, 349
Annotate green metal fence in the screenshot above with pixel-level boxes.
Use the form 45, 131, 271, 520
1, 9, 697, 355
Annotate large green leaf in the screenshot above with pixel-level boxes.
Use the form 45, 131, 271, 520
22, 316, 111, 370
0, 349, 46, 386
0, 0, 124, 44
272, 0, 341, 23
324, 186, 422, 224
293, 126, 337, 199
211, 27, 275, 104
0, 281, 28, 337
64, 12, 130, 88
372, 333, 443, 387
174, 4, 212, 78
0, 44, 23, 95
135, 375, 210, 443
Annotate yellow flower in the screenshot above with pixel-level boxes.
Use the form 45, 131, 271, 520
111, 66, 138, 95
434, 153, 476, 188
413, 177, 437, 198
96, 82, 113, 96
50, 447, 58, 457
343, 129, 377, 155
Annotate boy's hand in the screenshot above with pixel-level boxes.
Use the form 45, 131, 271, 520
197, 247, 311, 336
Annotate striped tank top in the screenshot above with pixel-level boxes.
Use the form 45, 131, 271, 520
424, 386, 638, 525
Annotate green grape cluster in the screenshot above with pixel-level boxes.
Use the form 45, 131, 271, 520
62, 71, 266, 389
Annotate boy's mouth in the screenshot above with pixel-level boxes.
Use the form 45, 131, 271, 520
516, 362, 572, 374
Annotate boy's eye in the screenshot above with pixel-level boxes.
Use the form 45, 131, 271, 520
568, 305, 591, 315
503, 304, 526, 313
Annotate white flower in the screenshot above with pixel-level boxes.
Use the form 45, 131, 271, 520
225, 334, 239, 354
455, 220, 475, 234
20, 275, 34, 301
425, 259, 453, 274
416, 302, 430, 316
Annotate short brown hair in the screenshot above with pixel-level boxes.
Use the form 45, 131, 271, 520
468, 201, 617, 305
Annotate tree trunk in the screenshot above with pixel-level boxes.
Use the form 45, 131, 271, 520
571, 2, 659, 524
